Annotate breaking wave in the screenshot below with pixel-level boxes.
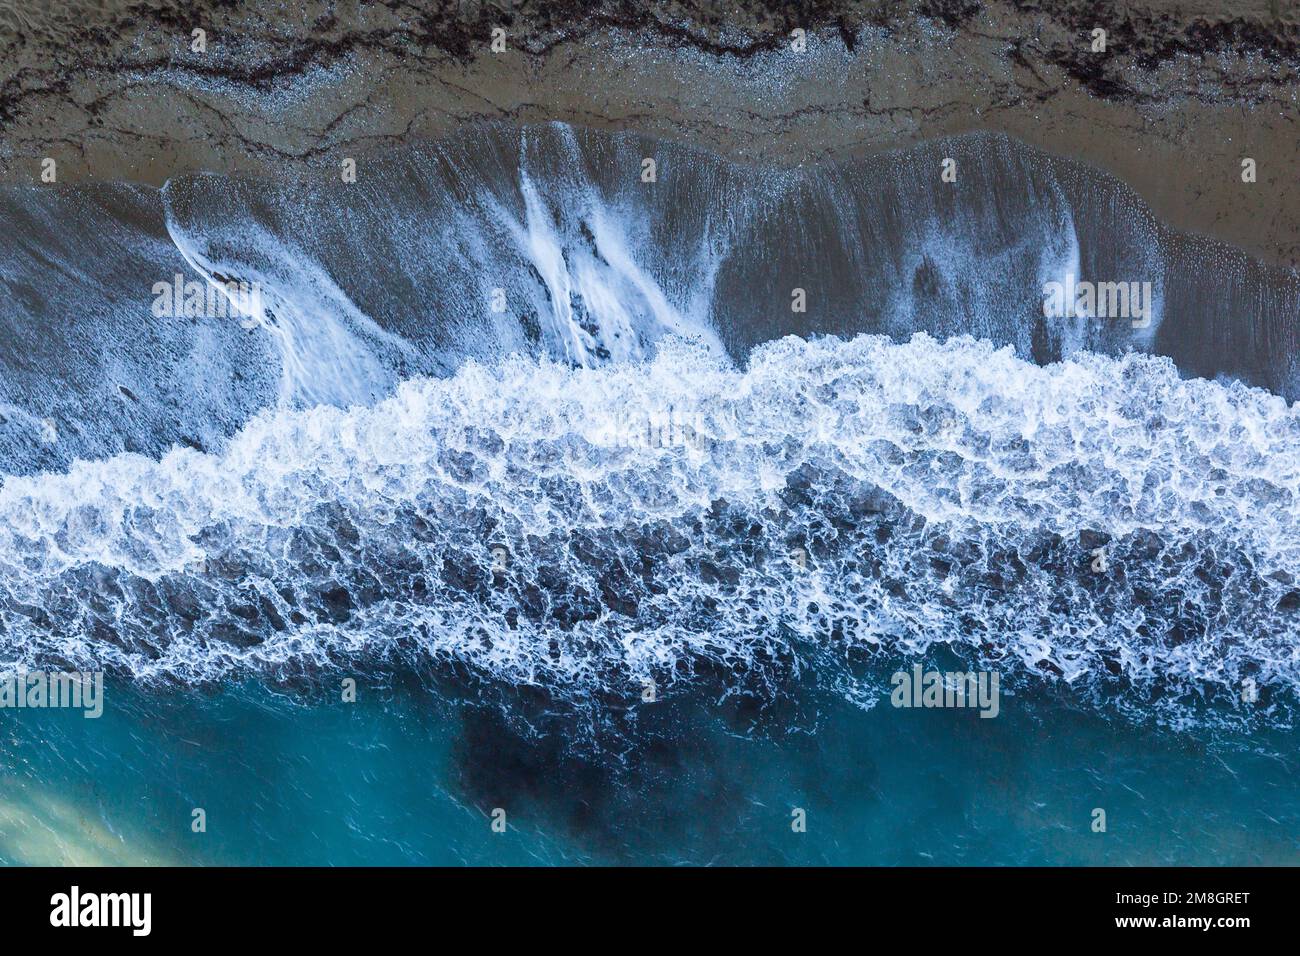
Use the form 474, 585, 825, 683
2, 333, 1297, 728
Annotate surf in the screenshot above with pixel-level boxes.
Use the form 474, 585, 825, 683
0, 333, 1295, 732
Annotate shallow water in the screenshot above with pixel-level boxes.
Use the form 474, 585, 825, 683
2, 676, 1297, 866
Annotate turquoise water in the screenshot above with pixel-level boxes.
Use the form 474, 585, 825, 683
2, 674, 1296, 866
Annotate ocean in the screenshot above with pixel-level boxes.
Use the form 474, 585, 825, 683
1, 123, 1297, 865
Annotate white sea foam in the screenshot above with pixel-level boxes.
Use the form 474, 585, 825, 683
0, 334, 1297, 723
162, 185, 413, 409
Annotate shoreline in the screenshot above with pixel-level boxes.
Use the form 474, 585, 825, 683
0, 1, 1297, 268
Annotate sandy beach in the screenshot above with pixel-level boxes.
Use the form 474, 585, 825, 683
0, 0, 1296, 266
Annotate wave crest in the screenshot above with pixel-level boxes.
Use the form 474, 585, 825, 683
1, 333, 1297, 726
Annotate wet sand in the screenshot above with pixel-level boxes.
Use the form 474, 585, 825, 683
0, 1, 1297, 267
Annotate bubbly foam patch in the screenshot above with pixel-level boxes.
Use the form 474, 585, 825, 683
1, 334, 1297, 726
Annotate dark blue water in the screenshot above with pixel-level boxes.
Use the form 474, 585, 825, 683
2, 674, 1297, 865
